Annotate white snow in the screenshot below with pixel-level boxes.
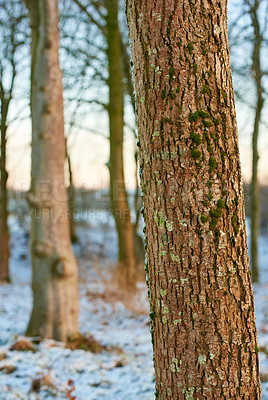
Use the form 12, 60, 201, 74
0, 213, 154, 399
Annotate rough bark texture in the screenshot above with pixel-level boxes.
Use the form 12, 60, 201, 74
106, 0, 136, 285
127, 0, 261, 398
25, 0, 79, 341
249, 0, 264, 283
0, 99, 10, 282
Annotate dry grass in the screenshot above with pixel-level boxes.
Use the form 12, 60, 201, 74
31, 372, 57, 394
0, 364, 16, 374
85, 262, 149, 316
66, 379, 76, 400
9, 338, 37, 353
0, 352, 7, 361
66, 332, 106, 353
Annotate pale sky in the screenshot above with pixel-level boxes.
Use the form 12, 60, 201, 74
6, 101, 268, 191
5, 0, 268, 191
7, 110, 138, 191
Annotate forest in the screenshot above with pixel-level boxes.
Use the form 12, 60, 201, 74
0, 0, 268, 399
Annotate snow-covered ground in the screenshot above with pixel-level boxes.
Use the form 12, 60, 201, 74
0, 214, 154, 399
1, 213, 268, 399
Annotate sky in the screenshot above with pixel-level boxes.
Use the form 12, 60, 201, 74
7, 109, 137, 191
4, 0, 268, 191
7, 101, 268, 191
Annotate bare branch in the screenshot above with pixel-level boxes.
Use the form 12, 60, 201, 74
72, 0, 106, 34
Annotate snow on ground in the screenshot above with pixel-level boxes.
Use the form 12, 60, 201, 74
0, 283, 154, 400
0, 214, 154, 399
1, 212, 268, 399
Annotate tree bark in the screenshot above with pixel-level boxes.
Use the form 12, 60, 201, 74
127, 0, 261, 398
25, 0, 79, 341
0, 99, 10, 282
249, 0, 264, 283
106, 0, 136, 285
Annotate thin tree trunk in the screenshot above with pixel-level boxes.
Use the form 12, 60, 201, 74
0, 100, 10, 282
127, 0, 261, 398
106, 0, 136, 285
133, 148, 145, 267
25, 0, 79, 341
66, 145, 78, 243
121, 36, 140, 232
121, 36, 136, 112
0, 3, 25, 283
250, 97, 263, 282
134, 149, 141, 230
249, 0, 264, 283
121, 39, 145, 265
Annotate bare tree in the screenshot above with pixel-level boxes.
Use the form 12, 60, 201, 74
106, 0, 136, 284
249, 0, 266, 282
0, 0, 28, 282
69, 0, 138, 285
66, 138, 78, 243
127, 0, 261, 397
24, 0, 79, 341
229, 0, 268, 282
121, 34, 145, 266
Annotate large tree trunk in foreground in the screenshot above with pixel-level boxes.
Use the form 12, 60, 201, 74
0, 101, 10, 282
106, 0, 136, 285
249, 0, 264, 283
25, 0, 79, 341
127, 0, 261, 398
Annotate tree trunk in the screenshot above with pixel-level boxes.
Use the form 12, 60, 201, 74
133, 149, 145, 270
66, 145, 78, 243
249, 0, 264, 283
250, 97, 262, 283
25, 0, 79, 341
121, 36, 136, 112
106, 0, 136, 286
127, 0, 261, 398
121, 38, 145, 267
0, 100, 10, 282
0, 2, 26, 283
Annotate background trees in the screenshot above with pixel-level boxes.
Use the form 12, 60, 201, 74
229, 0, 268, 282
67, 0, 141, 285
127, 0, 261, 397
0, 0, 28, 282
106, 0, 136, 285
0, 0, 267, 398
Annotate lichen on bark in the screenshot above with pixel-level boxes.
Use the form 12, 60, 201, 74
127, 0, 261, 398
